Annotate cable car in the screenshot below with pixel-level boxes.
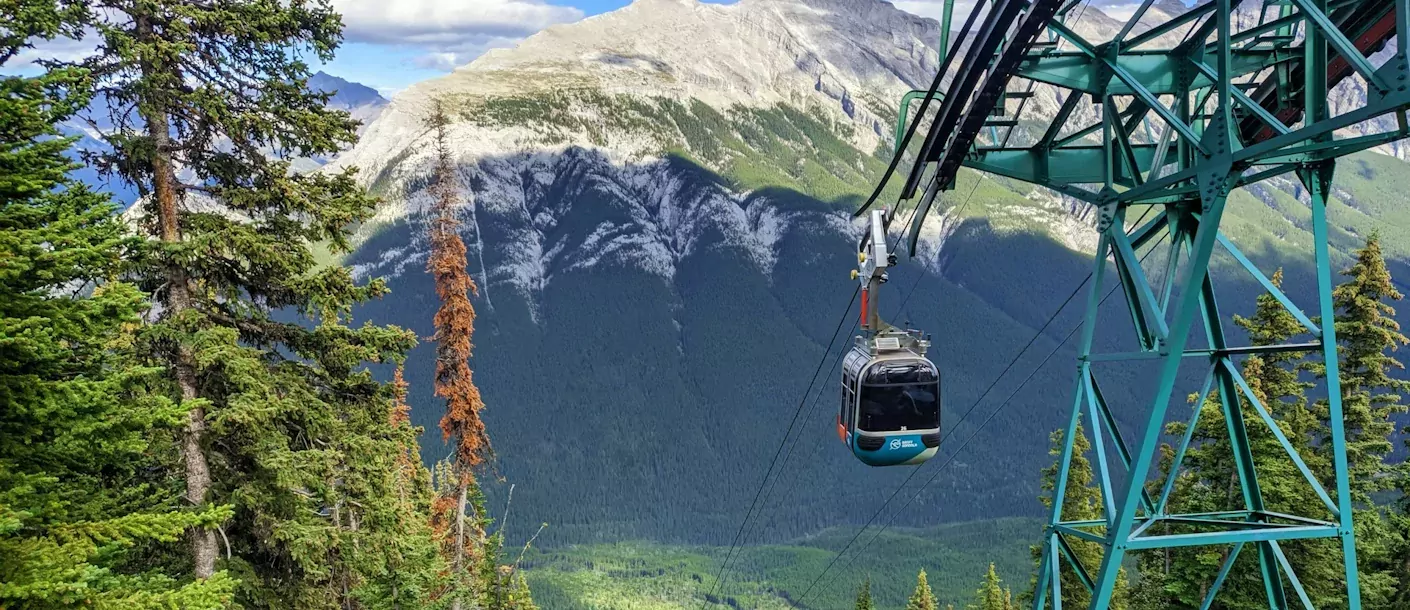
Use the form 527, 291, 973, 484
837, 209, 942, 466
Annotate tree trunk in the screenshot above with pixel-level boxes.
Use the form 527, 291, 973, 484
178, 358, 217, 579
452, 476, 469, 610
136, 12, 218, 580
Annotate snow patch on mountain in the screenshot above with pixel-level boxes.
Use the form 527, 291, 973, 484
346, 136, 831, 322
332, 0, 1405, 324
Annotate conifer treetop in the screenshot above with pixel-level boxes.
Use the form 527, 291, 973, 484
908, 568, 938, 610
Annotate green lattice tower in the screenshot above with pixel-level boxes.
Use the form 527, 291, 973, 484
902, 0, 1410, 606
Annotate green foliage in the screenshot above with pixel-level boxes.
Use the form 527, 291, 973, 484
333, 411, 446, 610
0, 14, 234, 607
857, 576, 875, 610
459, 89, 888, 207
1392, 494, 1410, 607
1033, 423, 1128, 610
907, 568, 938, 610
969, 564, 1014, 610
353, 79, 1410, 557
517, 520, 1037, 609
487, 565, 540, 610
1130, 268, 1338, 609
1398, 424, 1410, 606
1231, 269, 1344, 608
430, 460, 540, 610
65, 0, 445, 607
1322, 233, 1410, 499
1123, 237, 1410, 609
1320, 233, 1410, 607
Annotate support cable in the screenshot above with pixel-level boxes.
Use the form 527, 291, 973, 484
726, 185, 944, 585
791, 273, 1087, 606
790, 0, 1198, 604
855, 0, 989, 217
697, 284, 860, 608
794, 210, 1159, 605
709, 0, 1113, 597
716, 202, 926, 598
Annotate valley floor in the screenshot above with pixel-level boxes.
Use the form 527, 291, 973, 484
522, 518, 1040, 609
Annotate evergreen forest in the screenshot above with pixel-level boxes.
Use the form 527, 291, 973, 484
0, 2, 533, 608
3, 0, 1410, 609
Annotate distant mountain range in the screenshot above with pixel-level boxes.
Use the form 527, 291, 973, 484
308, 70, 389, 135
310, 71, 387, 111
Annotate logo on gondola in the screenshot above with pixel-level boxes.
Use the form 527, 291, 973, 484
889, 438, 919, 450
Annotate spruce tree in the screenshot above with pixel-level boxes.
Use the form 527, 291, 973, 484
0, 9, 237, 606
1231, 270, 1339, 607
907, 568, 938, 610
1232, 270, 1341, 607
425, 102, 496, 609
1129, 259, 1409, 609
1126, 269, 1334, 609
431, 459, 542, 610
1234, 270, 1324, 480
1130, 395, 1286, 606
343, 368, 446, 610
972, 563, 1011, 610
1319, 233, 1409, 499
485, 564, 539, 610
73, 0, 438, 606
1033, 423, 1128, 610
855, 575, 875, 610
1393, 460, 1410, 607
1313, 232, 1409, 606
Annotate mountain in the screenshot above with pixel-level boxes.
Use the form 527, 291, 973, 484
308, 70, 389, 133
329, 0, 1410, 549
310, 70, 387, 109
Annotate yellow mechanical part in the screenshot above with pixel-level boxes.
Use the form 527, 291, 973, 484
850, 270, 860, 280
858, 251, 867, 263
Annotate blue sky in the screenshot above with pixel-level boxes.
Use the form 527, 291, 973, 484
311, 0, 965, 96
319, 0, 743, 97
5, 0, 951, 95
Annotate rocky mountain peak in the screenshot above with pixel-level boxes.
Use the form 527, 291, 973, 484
329, 0, 944, 198
310, 71, 388, 111
326, 0, 1404, 293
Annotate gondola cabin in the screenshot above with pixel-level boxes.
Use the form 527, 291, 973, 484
837, 331, 941, 466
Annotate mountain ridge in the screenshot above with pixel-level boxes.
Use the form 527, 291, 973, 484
309, 70, 389, 132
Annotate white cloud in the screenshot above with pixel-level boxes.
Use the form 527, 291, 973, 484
332, 0, 583, 70
2, 34, 99, 73
1096, 2, 1143, 20
407, 35, 523, 71
890, 0, 982, 24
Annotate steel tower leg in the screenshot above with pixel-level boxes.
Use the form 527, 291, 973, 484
1033, 235, 1112, 610
1031, 146, 1373, 610
1304, 163, 1364, 610
1085, 189, 1232, 610
1033, 183, 1367, 609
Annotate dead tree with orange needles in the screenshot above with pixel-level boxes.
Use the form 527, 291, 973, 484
426, 103, 494, 610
